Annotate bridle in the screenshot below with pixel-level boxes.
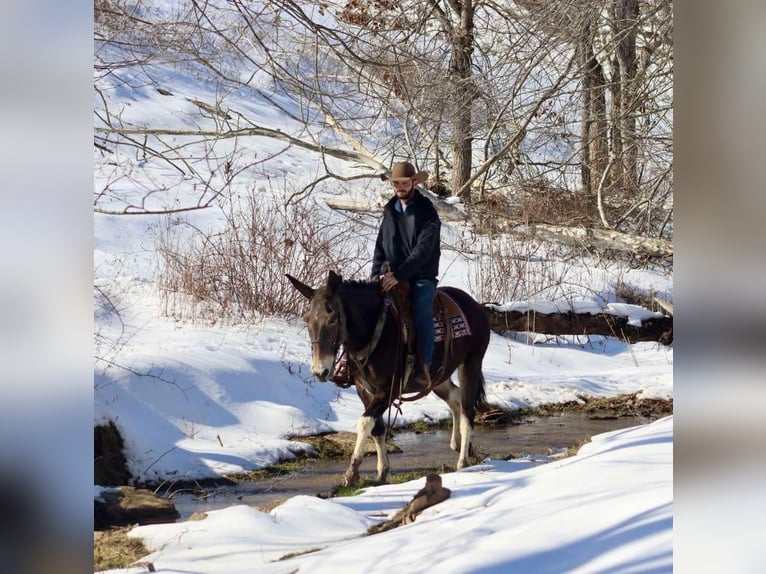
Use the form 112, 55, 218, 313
309, 306, 344, 375
311, 293, 389, 376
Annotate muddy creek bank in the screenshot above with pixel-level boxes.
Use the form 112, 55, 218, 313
170, 412, 661, 520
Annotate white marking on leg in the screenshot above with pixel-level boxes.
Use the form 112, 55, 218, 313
435, 381, 462, 451
344, 415, 376, 486
350, 416, 375, 468
372, 433, 389, 482
447, 387, 462, 452
457, 413, 472, 469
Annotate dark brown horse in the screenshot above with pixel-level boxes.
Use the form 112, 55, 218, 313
287, 271, 490, 486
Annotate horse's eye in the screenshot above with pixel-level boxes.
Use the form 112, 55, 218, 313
324, 302, 333, 314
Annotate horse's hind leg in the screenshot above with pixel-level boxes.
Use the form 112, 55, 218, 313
433, 380, 462, 452
456, 357, 486, 469
370, 416, 389, 483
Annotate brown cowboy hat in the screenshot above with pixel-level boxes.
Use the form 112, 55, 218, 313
380, 161, 429, 184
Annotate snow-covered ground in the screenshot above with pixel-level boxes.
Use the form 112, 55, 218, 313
107, 416, 672, 574
91, 12, 676, 572
94, 125, 674, 574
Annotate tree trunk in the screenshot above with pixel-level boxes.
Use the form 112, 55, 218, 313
610, 55, 624, 193
612, 0, 639, 198
324, 194, 466, 221
577, 16, 609, 224
449, 0, 475, 204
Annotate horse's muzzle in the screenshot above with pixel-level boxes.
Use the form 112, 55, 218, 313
313, 367, 332, 382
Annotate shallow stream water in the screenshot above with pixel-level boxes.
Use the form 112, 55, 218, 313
170, 413, 654, 520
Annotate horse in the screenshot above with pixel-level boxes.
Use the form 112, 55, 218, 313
287, 270, 491, 486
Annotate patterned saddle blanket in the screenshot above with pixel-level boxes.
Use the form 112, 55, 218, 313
433, 290, 471, 343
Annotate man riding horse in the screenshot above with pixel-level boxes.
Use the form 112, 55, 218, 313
286, 160, 490, 486
372, 160, 441, 387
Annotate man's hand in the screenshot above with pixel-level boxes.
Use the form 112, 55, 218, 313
380, 271, 399, 292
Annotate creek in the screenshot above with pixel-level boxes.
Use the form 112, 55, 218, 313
170, 413, 654, 520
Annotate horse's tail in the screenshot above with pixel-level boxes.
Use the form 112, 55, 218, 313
459, 353, 487, 420
474, 371, 487, 411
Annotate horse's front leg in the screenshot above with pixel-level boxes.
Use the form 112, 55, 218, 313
343, 415, 376, 487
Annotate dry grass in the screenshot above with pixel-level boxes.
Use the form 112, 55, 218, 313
94, 527, 150, 571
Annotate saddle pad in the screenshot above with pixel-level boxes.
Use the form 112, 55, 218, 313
433, 290, 471, 342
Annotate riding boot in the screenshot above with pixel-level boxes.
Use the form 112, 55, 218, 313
419, 361, 433, 388
404, 354, 416, 385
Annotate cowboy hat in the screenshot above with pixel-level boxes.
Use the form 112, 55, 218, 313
380, 161, 429, 184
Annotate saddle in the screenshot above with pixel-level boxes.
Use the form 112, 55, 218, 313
332, 281, 471, 393
387, 283, 471, 393
389, 284, 471, 347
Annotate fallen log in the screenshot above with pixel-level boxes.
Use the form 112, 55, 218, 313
509, 223, 673, 258
323, 197, 381, 213
324, 192, 467, 222
654, 297, 674, 316
483, 302, 673, 344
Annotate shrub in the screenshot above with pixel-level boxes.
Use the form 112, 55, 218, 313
158, 193, 369, 320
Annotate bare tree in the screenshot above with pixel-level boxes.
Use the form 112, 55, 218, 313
95, 0, 672, 238
510, 0, 672, 238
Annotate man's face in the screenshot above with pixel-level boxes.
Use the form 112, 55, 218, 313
392, 179, 415, 202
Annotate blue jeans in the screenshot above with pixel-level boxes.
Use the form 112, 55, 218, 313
410, 279, 437, 366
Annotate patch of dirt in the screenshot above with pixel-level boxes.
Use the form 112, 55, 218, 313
95, 486, 180, 530
476, 393, 672, 425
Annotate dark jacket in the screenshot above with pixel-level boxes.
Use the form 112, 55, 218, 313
371, 188, 441, 282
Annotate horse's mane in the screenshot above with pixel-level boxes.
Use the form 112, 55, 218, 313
339, 278, 380, 293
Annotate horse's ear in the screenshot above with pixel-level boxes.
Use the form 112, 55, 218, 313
327, 270, 342, 294
286, 274, 315, 299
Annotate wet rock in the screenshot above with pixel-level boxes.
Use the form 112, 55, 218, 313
95, 486, 179, 530
95, 421, 131, 486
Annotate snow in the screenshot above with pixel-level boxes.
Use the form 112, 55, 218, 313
488, 300, 666, 327
94, 278, 672, 482
93, 10, 675, 573
104, 417, 672, 574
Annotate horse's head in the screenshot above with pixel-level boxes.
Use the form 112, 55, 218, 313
287, 271, 344, 381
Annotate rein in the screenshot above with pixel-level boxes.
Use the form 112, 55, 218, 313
347, 298, 389, 366
335, 292, 389, 384
336, 288, 438, 429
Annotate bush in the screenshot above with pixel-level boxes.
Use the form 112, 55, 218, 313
467, 232, 577, 304
158, 193, 369, 320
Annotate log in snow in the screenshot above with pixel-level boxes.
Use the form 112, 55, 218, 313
483, 301, 673, 344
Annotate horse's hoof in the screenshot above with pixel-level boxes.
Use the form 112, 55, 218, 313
342, 473, 359, 488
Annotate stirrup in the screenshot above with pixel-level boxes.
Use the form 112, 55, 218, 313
398, 359, 435, 403
411, 357, 432, 387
